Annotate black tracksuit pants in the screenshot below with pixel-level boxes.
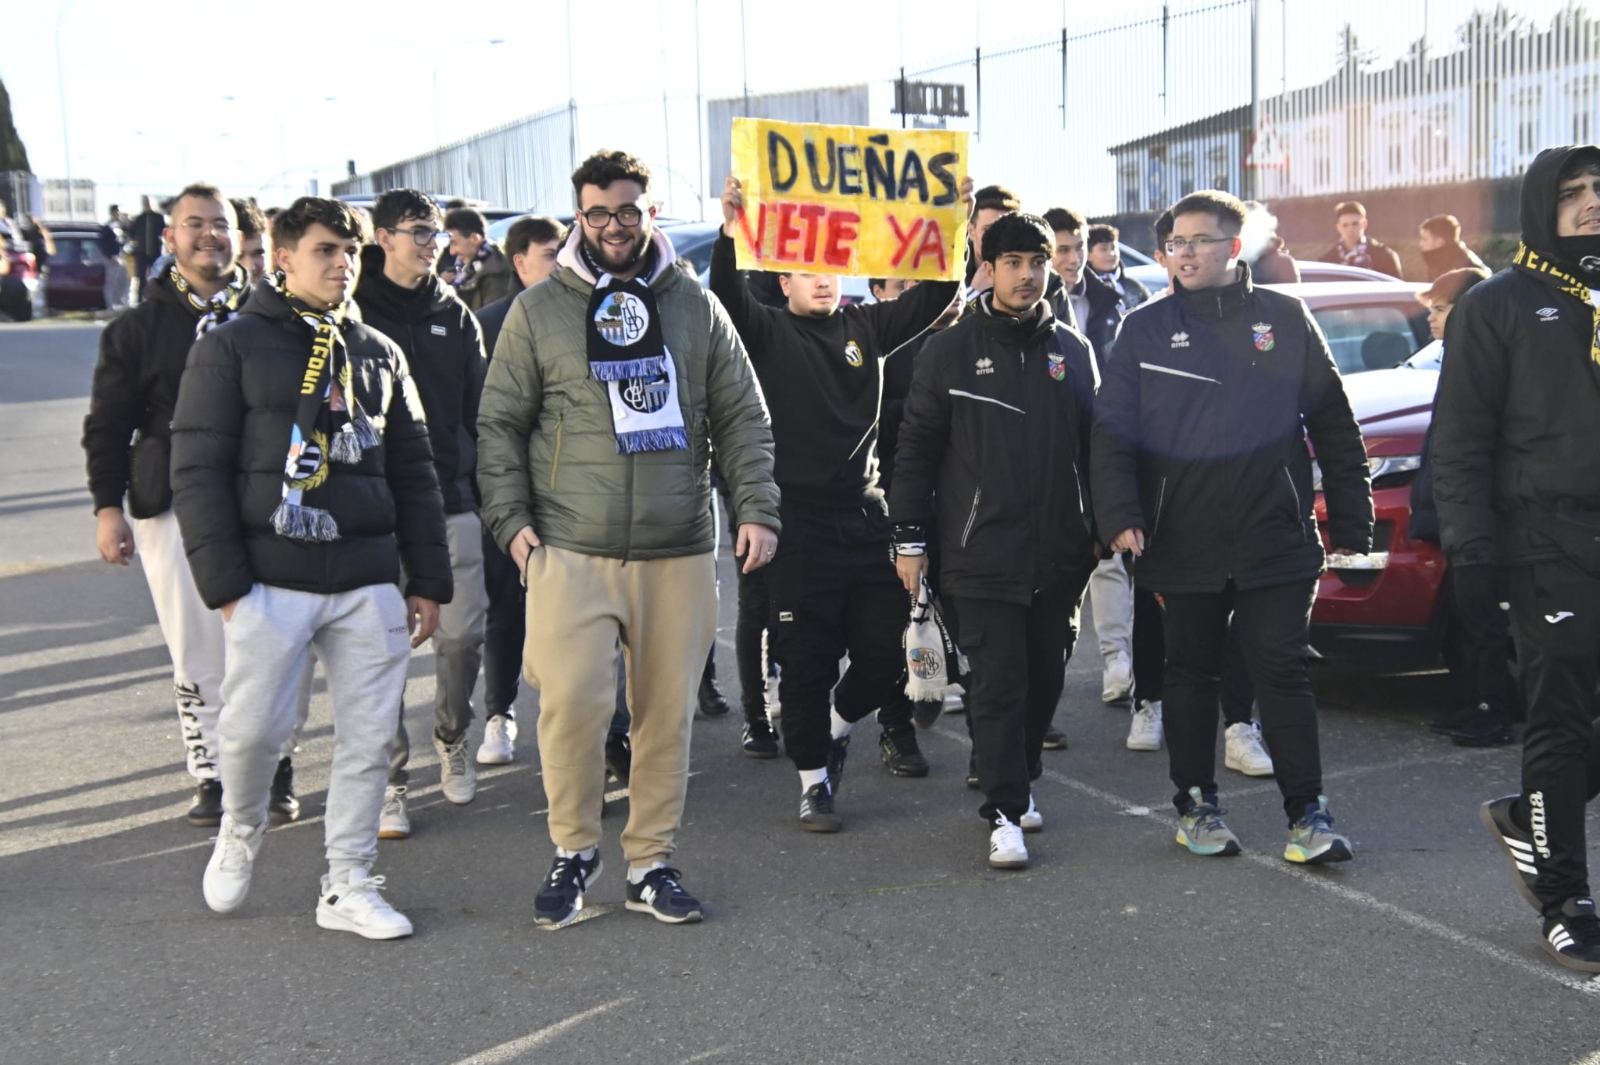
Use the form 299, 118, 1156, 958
1442, 563, 1520, 720
1132, 587, 1255, 723
1505, 561, 1600, 912
953, 562, 1094, 824
1161, 577, 1322, 822
482, 525, 524, 720
767, 501, 908, 772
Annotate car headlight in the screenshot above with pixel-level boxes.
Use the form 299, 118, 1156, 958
1312, 455, 1422, 491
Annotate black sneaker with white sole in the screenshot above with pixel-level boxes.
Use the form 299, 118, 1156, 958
741, 716, 780, 758
625, 866, 704, 924
825, 734, 850, 796
799, 781, 842, 832
879, 730, 929, 777
1542, 897, 1600, 973
534, 850, 603, 929
187, 779, 223, 827
1479, 794, 1543, 913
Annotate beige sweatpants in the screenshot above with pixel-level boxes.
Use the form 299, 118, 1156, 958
524, 546, 717, 865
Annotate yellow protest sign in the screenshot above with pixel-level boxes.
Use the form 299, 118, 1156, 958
730, 118, 969, 281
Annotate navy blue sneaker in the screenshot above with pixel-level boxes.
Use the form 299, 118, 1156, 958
534, 850, 602, 929
625, 866, 704, 924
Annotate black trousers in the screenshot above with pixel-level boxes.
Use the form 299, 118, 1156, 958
1132, 587, 1255, 723
1442, 564, 1520, 719
767, 502, 909, 771
1505, 561, 1600, 911
953, 563, 1094, 823
481, 524, 525, 720
1162, 578, 1322, 821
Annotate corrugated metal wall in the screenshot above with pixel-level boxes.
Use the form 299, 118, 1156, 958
705, 86, 871, 198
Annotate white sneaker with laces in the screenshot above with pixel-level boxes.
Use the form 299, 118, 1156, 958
1102, 650, 1133, 703
476, 716, 517, 765
1225, 721, 1275, 776
316, 872, 414, 939
989, 814, 1029, 868
378, 785, 411, 840
1127, 699, 1164, 751
435, 734, 477, 804
203, 814, 266, 913
1020, 795, 1043, 834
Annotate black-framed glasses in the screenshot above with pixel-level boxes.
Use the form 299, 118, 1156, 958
388, 227, 444, 247
178, 219, 235, 236
580, 206, 645, 229
1164, 235, 1233, 254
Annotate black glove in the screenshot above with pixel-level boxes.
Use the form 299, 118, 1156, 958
1452, 564, 1501, 623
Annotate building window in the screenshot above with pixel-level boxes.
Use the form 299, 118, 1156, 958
1208, 146, 1230, 192
1120, 163, 1139, 211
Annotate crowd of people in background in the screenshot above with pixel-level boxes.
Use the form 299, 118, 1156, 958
67, 138, 1600, 976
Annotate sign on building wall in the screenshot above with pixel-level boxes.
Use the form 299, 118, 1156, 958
729, 118, 970, 280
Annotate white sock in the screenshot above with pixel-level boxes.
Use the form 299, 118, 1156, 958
556, 846, 596, 860
830, 708, 853, 739
799, 768, 828, 792
627, 861, 665, 884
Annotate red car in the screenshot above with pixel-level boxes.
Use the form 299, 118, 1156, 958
1309, 358, 1448, 663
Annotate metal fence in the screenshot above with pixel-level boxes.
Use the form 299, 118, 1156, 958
337, 1, 1600, 221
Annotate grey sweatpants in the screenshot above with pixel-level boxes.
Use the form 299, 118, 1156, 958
390, 511, 489, 783
221, 582, 412, 877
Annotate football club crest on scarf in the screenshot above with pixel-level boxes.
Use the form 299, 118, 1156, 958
1048, 353, 1066, 381
585, 271, 688, 454
1252, 322, 1275, 351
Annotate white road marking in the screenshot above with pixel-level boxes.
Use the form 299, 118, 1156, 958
931, 724, 1600, 996
444, 998, 630, 1065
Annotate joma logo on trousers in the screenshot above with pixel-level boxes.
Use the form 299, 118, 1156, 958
1530, 791, 1552, 859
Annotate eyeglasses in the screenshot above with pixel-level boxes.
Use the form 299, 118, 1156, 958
388, 227, 444, 247
580, 206, 645, 229
1164, 235, 1233, 254
178, 219, 235, 236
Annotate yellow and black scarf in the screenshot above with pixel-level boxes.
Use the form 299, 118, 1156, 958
265, 271, 380, 541
1513, 242, 1600, 367
170, 263, 249, 339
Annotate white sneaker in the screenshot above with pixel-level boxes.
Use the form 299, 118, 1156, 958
989, 814, 1029, 868
476, 715, 517, 765
434, 734, 477, 804
1225, 721, 1276, 777
316, 872, 413, 940
943, 691, 965, 714
1101, 651, 1133, 703
1127, 699, 1164, 751
1020, 794, 1043, 834
203, 814, 266, 913
378, 785, 411, 840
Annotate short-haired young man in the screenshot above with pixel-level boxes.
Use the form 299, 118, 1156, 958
1086, 223, 1150, 314
171, 196, 452, 938
1044, 204, 1133, 721
232, 198, 270, 284
1434, 144, 1600, 972
1094, 190, 1372, 863
445, 207, 517, 313
82, 183, 309, 826
891, 213, 1099, 868
713, 173, 970, 828
966, 184, 1020, 294
355, 189, 490, 836
472, 213, 568, 765
1417, 213, 1488, 281
1319, 201, 1403, 278
869, 276, 917, 302
478, 150, 779, 927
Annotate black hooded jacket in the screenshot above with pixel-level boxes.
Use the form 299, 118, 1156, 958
708, 233, 958, 509
169, 279, 452, 610
1433, 144, 1600, 574
354, 245, 487, 514
82, 268, 245, 518
1091, 264, 1373, 594
888, 295, 1099, 606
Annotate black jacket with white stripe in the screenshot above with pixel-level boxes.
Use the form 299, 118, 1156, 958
1090, 264, 1372, 595
888, 294, 1099, 606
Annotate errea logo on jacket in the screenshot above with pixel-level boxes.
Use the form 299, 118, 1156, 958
1170, 332, 1190, 348
976, 357, 995, 375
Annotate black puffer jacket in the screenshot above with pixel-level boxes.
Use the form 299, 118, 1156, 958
82, 268, 245, 517
1091, 264, 1373, 594
169, 279, 452, 609
889, 295, 1099, 606
354, 245, 487, 514
1433, 144, 1600, 574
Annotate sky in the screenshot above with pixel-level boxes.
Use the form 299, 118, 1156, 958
4, 0, 1588, 217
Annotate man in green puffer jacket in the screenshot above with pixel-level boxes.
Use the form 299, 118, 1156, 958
477, 149, 780, 929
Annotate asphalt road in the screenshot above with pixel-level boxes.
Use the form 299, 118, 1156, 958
2, 320, 1597, 1065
